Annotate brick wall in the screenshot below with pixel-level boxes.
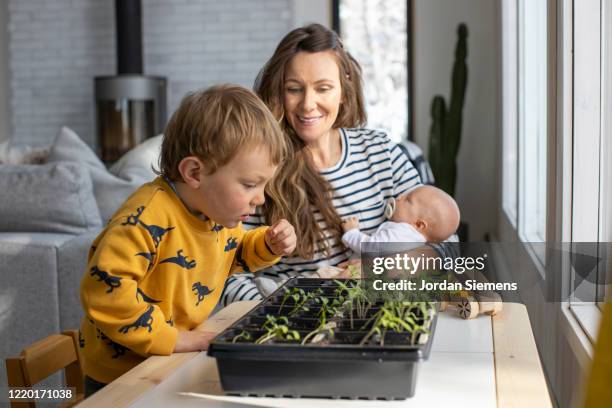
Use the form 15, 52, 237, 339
7, 0, 292, 146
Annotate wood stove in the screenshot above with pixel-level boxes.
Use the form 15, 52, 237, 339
94, 0, 166, 163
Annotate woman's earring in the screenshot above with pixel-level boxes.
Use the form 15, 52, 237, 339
384, 197, 396, 219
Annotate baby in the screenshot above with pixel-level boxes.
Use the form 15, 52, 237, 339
342, 185, 460, 255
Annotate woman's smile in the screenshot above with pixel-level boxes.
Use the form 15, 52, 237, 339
297, 115, 324, 128
297, 114, 323, 126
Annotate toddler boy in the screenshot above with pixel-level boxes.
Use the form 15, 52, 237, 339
80, 84, 295, 391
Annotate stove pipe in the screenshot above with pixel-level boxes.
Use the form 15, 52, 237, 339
116, 0, 143, 74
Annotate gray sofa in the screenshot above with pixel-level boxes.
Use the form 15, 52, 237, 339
0, 231, 99, 388
0, 127, 161, 391
0, 161, 103, 392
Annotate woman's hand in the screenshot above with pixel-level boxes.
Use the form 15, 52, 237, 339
265, 219, 297, 256
173, 330, 217, 353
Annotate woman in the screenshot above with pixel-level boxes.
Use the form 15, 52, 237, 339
221, 24, 436, 304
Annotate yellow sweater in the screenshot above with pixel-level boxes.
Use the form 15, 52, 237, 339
80, 177, 279, 383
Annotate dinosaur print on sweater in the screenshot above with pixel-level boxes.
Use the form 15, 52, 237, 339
122, 206, 174, 247
159, 249, 196, 269
90, 266, 121, 293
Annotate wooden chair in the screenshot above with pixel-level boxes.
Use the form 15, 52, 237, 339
5, 330, 84, 408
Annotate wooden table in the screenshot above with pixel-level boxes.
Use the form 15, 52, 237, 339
77, 302, 552, 408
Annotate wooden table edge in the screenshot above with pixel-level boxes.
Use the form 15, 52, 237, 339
77, 301, 553, 407
493, 302, 553, 407
75, 301, 260, 408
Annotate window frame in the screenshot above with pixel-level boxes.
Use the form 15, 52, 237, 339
332, 0, 414, 142
500, 0, 604, 366
569, 0, 606, 343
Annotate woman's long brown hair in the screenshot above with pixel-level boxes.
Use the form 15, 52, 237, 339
255, 24, 366, 259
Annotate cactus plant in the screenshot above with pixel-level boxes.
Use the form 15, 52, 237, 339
428, 23, 468, 198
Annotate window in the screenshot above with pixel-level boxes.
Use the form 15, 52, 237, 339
502, 0, 607, 312
568, 0, 609, 341
335, 0, 411, 143
500, 0, 607, 368
517, 0, 548, 247
501, 0, 518, 225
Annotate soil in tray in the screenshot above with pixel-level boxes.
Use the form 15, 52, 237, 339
265, 300, 347, 317
220, 278, 434, 347
237, 315, 379, 331
267, 287, 348, 305
217, 326, 426, 347
217, 328, 317, 345
252, 304, 385, 321
329, 331, 427, 346
217, 328, 266, 343
237, 315, 323, 331
282, 278, 358, 288
296, 305, 381, 319
250, 302, 343, 318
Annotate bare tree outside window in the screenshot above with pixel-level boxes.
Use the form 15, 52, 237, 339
338, 0, 409, 143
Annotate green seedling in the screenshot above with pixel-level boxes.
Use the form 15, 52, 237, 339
301, 320, 336, 345
278, 287, 324, 316
334, 280, 373, 328
231, 330, 252, 343
301, 299, 341, 345
360, 301, 435, 346
312, 296, 342, 321
288, 288, 323, 316
255, 315, 301, 344
279, 287, 304, 313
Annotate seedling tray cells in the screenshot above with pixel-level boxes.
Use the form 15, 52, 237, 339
208, 278, 438, 400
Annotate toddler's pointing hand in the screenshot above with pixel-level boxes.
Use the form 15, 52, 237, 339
265, 219, 296, 256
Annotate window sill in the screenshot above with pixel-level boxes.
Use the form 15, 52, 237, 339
569, 303, 601, 344
560, 303, 597, 370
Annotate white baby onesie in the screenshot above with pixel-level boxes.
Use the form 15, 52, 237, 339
341, 221, 426, 255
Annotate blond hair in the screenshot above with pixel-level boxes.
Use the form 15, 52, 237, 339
255, 24, 367, 259
157, 84, 286, 180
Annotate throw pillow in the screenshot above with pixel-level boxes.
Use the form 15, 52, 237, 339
0, 162, 102, 234
46, 127, 162, 222
109, 134, 162, 182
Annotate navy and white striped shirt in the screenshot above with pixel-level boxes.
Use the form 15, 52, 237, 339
220, 128, 424, 305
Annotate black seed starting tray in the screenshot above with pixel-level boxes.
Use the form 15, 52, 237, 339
207, 278, 437, 400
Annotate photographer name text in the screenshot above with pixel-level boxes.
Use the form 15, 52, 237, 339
371, 279, 518, 291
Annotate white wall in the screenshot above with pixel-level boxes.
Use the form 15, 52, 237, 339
413, 0, 500, 241
4, 0, 334, 148
0, 0, 9, 142
6, 0, 295, 147
291, 0, 331, 28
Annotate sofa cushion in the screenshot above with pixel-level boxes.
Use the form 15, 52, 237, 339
0, 162, 102, 234
46, 127, 162, 223
0, 233, 65, 391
